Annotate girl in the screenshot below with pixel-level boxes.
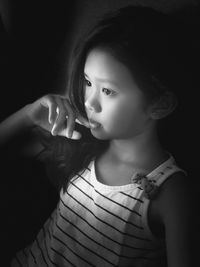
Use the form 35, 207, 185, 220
0, 6, 193, 267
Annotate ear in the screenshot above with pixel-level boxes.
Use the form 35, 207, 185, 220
150, 91, 178, 120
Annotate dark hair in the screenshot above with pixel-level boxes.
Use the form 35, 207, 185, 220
68, 6, 183, 117
40, 6, 185, 191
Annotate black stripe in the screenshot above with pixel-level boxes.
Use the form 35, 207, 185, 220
36, 237, 49, 267
79, 174, 142, 216
95, 188, 141, 216
60, 197, 153, 249
65, 191, 150, 241
70, 181, 144, 230
29, 248, 37, 264
77, 173, 92, 186
56, 221, 117, 266
42, 227, 60, 267
56, 218, 156, 262
15, 255, 23, 267
68, 168, 88, 186
120, 192, 144, 203
59, 208, 121, 257
59, 207, 156, 258
53, 234, 95, 267
75, 168, 88, 180
50, 247, 76, 267
47, 215, 95, 266
47, 227, 52, 240
50, 212, 57, 228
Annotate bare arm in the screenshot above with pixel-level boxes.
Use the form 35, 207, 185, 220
0, 94, 90, 148
0, 105, 33, 146
155, 172, 193, 267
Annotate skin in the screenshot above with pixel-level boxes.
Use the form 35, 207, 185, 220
0, 48, 192, 267
84, 48, 155, 141
84, 48, 168, 181
83, 48, 191, 267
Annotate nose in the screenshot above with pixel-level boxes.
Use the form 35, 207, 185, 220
84, 91, 101, 113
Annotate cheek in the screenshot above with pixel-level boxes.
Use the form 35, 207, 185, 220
113, 110, 143, 130
103, 98, 149, 134
105, 97, 144, 121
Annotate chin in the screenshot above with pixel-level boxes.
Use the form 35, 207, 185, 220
90, 128, 111, 140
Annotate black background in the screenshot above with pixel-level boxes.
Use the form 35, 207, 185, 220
0, 0, 200, 265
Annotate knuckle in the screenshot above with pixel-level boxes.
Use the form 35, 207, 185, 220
45, 94, 53, 101
67, 107, 75, 119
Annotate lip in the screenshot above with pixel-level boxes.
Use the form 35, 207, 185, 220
88, 119, 101, 129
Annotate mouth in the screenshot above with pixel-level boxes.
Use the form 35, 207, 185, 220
88, 119, 101, 129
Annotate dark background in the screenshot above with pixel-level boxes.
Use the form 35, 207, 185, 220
0, 0, 200, 265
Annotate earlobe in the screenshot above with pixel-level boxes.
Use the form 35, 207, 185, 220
150, 91, 178, 120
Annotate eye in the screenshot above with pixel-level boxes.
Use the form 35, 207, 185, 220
84, 78, 92, 87
102, 88, 115, 96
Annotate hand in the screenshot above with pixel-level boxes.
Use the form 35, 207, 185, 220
26, 94, 89, 139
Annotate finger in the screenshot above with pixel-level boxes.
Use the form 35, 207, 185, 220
51, 97, 68, 136
62, 97, 90, 128
40, 95, 57, 124
66, 116, 89, 127
71, 130, 82, 140
62, 99, 76, 138
57, 128, 82, 140
75, 113, 90, 128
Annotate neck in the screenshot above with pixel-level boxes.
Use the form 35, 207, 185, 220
108, 128, 167, 171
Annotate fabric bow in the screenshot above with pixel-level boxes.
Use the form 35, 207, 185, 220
131, 173, 159, 199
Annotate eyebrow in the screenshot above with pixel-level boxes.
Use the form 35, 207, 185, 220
84, 73, 119, 88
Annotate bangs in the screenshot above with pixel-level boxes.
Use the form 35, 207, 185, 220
66, 5, 182, 118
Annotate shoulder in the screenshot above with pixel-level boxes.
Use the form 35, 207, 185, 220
152, 171, 194, 266
155, 171, 193, 220
157, 170, 189, 204
154, 170, 191, 225
150, 171, 190, 214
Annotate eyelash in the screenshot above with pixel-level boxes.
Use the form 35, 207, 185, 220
84, 78, 116, 96
84, 79, 92, 87
102, 88, 115, 96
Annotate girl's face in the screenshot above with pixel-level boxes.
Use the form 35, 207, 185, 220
84, 48, 155, 140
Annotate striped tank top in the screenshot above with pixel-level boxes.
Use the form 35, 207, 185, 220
11, 155, 185, 267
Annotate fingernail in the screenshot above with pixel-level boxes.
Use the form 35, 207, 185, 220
66, 131, 72, 139
51, 124, 57, 135
84, 121, 90, 128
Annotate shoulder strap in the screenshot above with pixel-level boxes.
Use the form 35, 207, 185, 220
137, 156, 187, 200
147, 155, 187, 187
152, 164, 186, 187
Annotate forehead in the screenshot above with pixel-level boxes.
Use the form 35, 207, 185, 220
84, 48, 148, 103
84, 48, 136, 85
